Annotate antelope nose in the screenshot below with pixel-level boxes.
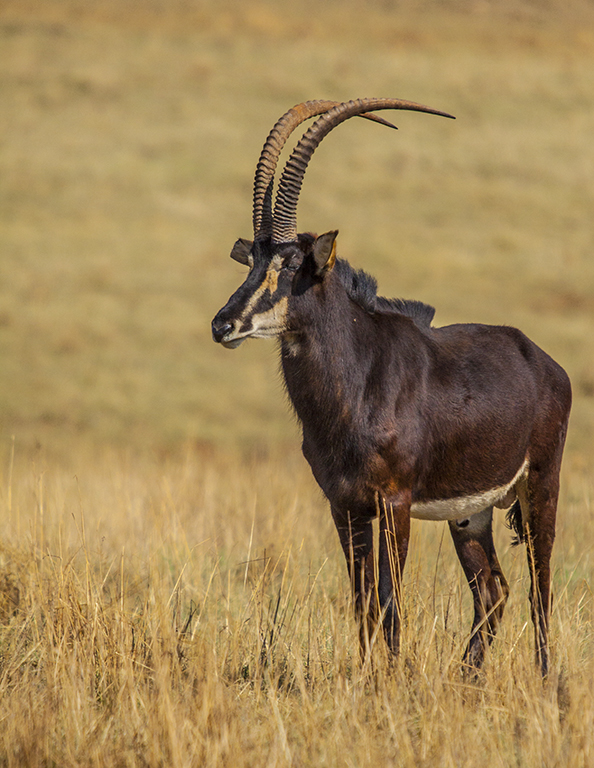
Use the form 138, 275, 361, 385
212, 318, 233, 343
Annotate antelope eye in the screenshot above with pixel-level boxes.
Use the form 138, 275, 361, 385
281, 255, 300, 272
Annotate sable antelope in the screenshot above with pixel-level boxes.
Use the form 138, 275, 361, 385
211, 98, 571, 675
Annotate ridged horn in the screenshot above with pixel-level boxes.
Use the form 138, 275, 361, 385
253, 101, 398, 239
272, 97, 455, 243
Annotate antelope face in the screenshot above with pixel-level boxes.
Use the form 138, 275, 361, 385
211, 237, 300, 349
211, 231, 337, 349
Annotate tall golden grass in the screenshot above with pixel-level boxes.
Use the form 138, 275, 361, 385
1, 0, 594, 764
0, 445, 593, 766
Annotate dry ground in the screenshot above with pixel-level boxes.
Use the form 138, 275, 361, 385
1, 0, 594, 765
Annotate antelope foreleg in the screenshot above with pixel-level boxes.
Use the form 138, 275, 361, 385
331, 506, 379, 660
378, 494, 411, 656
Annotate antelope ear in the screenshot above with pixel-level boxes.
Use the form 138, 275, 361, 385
313, 230, 338, 275
230, 238, 253, 266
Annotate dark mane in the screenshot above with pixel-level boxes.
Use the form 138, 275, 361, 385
334, 257, 436, 329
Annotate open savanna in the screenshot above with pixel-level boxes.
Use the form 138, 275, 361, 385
1, 0, 594, 765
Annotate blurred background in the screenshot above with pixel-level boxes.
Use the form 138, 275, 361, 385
1, 0, 593, 463
2, 6, 594, 761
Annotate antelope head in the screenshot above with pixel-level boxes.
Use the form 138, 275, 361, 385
211, 98, 454, 349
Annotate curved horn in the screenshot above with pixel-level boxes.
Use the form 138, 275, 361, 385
272, 97, 455, 243
253, 101, 398, 239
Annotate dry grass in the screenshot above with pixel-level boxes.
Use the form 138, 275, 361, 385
1, 0, 594, 764
0, 445, 593, 767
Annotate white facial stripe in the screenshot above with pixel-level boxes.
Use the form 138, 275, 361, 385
410, 459, 529, 522
249, 296, 288, 338
238, 267, 280, 323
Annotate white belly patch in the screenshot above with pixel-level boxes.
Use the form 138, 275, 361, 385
410, 459, 529, 522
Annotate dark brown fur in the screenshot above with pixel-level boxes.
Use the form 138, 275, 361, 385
213, 98, 571, 673
213, 234, 571, 675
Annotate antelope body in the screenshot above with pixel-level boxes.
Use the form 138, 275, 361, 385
212, 99, 571, 675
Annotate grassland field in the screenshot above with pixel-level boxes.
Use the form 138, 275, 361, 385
1, 0, 594, 765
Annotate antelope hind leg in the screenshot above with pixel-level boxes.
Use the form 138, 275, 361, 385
449, 506, 509, 671
518, 460, 561, 678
